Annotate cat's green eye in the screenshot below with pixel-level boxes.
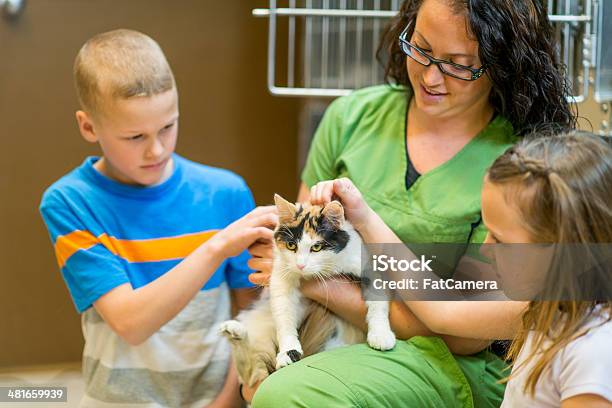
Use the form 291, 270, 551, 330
311, 243, 323, 252
286, 242, 297, 251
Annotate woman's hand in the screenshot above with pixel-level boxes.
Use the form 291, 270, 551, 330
247, 240, 273, 286
310, 178, 374, 231
299, 277, 346, 301
247, 241, 274, 271
203, 361, 244, 408
240, 382, 261, 403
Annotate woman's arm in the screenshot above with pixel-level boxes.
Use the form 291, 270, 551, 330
230, 287, 261, 316
310, 179, 525, 340
301, 278, 430, 338
297, 182, 310, 202
301, 278, 493, 355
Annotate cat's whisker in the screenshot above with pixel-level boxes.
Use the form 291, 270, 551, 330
311, 271, 333, 308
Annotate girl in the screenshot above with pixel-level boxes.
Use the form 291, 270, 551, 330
488, 133, 612, 407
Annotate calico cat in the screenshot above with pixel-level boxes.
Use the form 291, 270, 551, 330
219, 194, 396, 387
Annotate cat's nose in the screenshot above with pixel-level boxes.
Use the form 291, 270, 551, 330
296, 263, 305, 270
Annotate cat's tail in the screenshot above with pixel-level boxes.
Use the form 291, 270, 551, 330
299, 301, 339, 356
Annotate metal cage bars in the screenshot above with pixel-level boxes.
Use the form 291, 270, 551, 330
253, 0, 602, 103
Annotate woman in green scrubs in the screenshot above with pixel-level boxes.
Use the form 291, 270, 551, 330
246, 0, 576, 406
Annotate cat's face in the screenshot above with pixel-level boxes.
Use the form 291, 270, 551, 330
273, 194, 350, 277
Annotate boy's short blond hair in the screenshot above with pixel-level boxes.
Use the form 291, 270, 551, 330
74, 29, 175, 118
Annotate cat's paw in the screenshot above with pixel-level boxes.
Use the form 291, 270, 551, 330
367, 329, 396, 351
218, 320, 247, 342
275, 349, 303, 369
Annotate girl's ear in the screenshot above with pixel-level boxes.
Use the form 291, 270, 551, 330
76, 110, 98, 143
274, 194, 297, 223
321, 200, 344, 228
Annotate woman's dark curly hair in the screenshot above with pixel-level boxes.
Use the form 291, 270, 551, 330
377, 0, 577, 136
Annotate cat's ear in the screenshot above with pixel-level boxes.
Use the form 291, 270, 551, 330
274, 194, 297, 223
321, 200, 344, 229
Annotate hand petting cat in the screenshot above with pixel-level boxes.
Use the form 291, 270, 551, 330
309, 178, 374, 231
208, 205, 278, 259
309, 178, 402, 244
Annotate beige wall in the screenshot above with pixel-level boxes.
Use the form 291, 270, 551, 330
0, 0, 300, 367
578, 97, 610, 134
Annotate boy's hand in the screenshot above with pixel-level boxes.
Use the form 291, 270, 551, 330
209, 206, 277, 260
310, 178, 374, 231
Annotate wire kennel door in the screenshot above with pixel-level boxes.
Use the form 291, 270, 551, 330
253, 0, 607, 105
254, 0, 400, 97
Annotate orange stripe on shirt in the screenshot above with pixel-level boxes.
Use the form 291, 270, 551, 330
55, 230, 100, 268
55, 230, 218, 268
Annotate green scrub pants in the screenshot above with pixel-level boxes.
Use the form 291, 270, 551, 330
252, 336, 506, 408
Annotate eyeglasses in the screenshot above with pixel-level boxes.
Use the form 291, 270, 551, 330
398, 23, 486, 81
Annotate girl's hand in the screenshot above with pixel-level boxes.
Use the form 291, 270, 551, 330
310, 178, 374, 231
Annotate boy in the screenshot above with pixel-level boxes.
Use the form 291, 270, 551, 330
39, 29, 275, 407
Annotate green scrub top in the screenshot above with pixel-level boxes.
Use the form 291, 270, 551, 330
302, 85, 516, 245
284, 85, 515, 408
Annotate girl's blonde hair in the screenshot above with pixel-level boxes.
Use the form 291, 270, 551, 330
487, 131, 612, 395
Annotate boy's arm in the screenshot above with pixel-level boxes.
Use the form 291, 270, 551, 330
94, 207, 276, 346
205, 360, 243, 408
94, 243, 223, 346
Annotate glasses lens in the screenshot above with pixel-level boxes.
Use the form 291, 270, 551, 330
439, 63, 473, 80
402, 42, 430, 66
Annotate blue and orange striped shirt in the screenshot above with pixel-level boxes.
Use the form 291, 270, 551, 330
40, 154, 256, 406
40, 154, 255, 313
